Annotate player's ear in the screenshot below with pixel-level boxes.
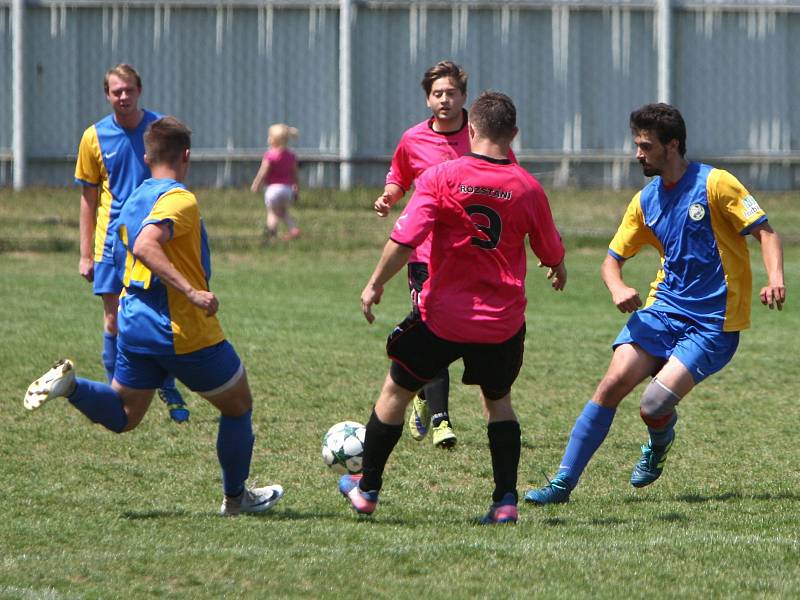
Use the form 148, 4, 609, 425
468, 122, 475, 139
510, 126, 519, 143
143, 153, 151, 166
183, 148, 191, 163
666, 138, 679, 155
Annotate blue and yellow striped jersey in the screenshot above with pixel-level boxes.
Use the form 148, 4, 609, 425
608, 162, 767, 332
74, 110, 162, 263
115, 178, 224, 355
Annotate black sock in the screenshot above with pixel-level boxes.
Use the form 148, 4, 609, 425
422, 368, 450, 427
360, 409, 403, 493
487, 420, 521, 503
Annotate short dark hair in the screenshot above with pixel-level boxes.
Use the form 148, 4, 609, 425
630, 103, 687, 156
144, 117, 192, 166
104, 63, 142, 94
469, 91, 516, 142
421, 60, 468, 95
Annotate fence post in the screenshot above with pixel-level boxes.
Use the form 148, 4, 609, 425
656, 0, 672, 104
12, 0, 25, 190
339, 0, 353, 190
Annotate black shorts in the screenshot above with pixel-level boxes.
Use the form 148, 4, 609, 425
407, 262, 428, 316
386, 315, 525, 400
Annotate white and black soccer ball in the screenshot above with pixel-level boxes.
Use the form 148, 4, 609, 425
321, 421, 366, 475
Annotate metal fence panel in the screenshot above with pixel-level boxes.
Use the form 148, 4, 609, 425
2, 1, 800, 189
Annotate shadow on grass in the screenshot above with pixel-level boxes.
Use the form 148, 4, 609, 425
120, 507, 393, 523
122, 509, 193, 520
676, 491, 800, 503
657, 512, 689, 523
540, 516, 629, 527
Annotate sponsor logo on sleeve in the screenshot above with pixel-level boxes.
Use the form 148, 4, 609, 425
742, 195, 763, 219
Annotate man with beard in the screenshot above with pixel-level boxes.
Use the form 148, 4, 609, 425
525, 103, 786, 505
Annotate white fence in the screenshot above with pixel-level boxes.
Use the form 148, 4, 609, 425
2, 0, 800, 190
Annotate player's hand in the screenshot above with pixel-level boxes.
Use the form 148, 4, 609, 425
79, 257, 94, 283
610, 285, 642, 313
760, 282, 785, 310
374, 193, 392, 217
539, 261, 567, 291
188, 289, 219, 316
361, 282, 384, 324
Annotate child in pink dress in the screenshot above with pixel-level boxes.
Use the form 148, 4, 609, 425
250, 124, 300, 240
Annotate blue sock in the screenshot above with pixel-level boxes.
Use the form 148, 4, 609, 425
102, 333, 117, 384
555, 400, 616, 489
217, 410, 255, 497
648, 412, 678, 450
68, 378, 128, 433
161, 375, 178, 393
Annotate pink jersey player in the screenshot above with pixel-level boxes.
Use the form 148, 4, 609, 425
384, 116, 470, 264
391, 153, 565, 343
347, 92, 568, 523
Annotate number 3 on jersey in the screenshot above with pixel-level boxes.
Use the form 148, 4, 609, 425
466, 205, 502, 249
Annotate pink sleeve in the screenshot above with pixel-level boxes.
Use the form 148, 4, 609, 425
389, 169, 438, 248
385, 135, 415, 191
528, 186, 565, 267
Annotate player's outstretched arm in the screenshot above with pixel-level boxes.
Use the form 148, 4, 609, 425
538, 260, 567, 291
601, 254, 642, 313
361, 240, 413, 323
751, 222, 786, 310
374, 184, 404, 217
78, 186, 99, 282
133, 223, 219, 316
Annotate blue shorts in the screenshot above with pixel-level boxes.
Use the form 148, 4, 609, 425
114, 340, 243, 393
613, 307, 739, 384
93, 261, 123, 296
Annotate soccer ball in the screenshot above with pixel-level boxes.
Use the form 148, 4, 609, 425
321, 421, 366, 474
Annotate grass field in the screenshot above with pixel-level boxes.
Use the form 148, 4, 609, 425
1, 187, 797, 599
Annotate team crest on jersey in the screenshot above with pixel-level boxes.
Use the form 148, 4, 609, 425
742, 195, 762, 219
688, 203, 705, 221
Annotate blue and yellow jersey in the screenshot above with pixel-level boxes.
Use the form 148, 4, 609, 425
115, 178, 224, 355
74, 109, 162, 263
608, 162, 767, 332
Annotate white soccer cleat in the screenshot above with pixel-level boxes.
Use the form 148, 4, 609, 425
24, 359, 76, 411
220, 484, 284, 516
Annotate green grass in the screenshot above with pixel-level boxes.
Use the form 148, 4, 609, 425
1, 187, 798, 599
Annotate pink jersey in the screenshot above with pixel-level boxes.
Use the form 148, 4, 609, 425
264, 148, 297, 185
386, 113, 471, 264
390, 153, 565, 343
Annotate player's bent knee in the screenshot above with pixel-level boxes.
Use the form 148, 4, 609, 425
481, 386, 510, 401
595, 372, 639, 406
389, 361, 425, 394
202, 365, 252, 416
640, 378, 681, 428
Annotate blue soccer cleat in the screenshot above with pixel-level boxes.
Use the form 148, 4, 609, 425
630, 437, 674, 488
338, 474, 378, 515
158, 385, 190, 423
523, 475, 571, 505
479, 492, 518, 525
